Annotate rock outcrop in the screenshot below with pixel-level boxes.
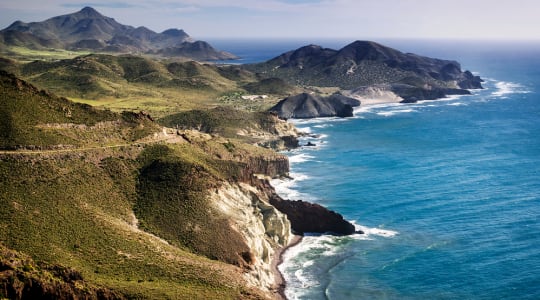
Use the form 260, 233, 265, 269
210, 182, 293, 295
268, 193, 356, 235
269, 93, 360, 119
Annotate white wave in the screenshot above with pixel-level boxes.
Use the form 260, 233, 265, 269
279, 221, 398, 299
301, 133, 328, 144
354, 222, 398, 238
291, 117, 346, 126
270, 171, 312, 200
289, 172, 310, 181
297, 126, 312, 134
302, 260, 314, 268
294, 269, 318, 288
377, 108, 416, 117
289, 153, 314, 163
313, 124, 332, 129
271, 182, 303, 200
415, 93, 467, 105
316, 133, 328, 140
355, 102, 404, 114
492, 81, 530, 97
447, 102, 467, 106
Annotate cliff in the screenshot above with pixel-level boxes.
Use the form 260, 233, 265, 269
209, 182, 292, 293
158, 106, 301, 151
269, 196, 356, 235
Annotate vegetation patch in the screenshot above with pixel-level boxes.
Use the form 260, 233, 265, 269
135, 145, 253, 267
0, 150, 266, 299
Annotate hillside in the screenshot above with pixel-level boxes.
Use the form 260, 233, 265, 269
1, 53, 306, 117
0, 54, 265, 117
0, 73, 361, 299
0, 7, 237, 61
0, 72, 299, 299
246, 40, 483, 102
0, 70, 160, 149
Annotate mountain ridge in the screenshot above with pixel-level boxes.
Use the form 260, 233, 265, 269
0, 7, 237, 61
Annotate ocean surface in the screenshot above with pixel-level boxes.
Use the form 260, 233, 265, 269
212, 38, 540, 299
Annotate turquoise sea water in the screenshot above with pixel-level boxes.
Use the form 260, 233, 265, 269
215, 39, 540, 299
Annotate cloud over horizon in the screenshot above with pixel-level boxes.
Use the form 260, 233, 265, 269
1, 0, 539, 40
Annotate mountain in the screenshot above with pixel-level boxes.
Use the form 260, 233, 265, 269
246, 40, 483, 102
0, 7, 237, 61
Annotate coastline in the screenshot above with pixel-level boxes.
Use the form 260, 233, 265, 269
273, 234, 303, 300
269, 98, 401, 299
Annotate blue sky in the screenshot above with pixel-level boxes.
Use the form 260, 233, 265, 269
1, 0, 539, 40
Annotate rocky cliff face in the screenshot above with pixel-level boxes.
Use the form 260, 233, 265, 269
245, 156, 290, 179
210, 182, 293, 295
268, 193, 356, 235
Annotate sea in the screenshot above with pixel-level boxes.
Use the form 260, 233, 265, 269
209, 38, 540, 299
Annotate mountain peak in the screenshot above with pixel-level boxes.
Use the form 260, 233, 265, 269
336, 40, 402, 62
78, 6, 103, 18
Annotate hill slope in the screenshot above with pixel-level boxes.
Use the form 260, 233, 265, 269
0, 7, 237, 61
0, 72, 296, 299
0, 69, 161, 149
2, 54, 259, 116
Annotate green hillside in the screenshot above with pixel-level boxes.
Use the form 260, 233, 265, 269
0, 70, 162, 150
0, 73, 282, 299
0, 53, 273, 117
0, 147, 267, 299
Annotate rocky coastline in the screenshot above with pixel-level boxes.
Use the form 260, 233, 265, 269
241, 143, 359, 299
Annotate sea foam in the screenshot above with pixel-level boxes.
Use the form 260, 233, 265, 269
376, 108, 417, 117
492, 81, 530, 98
288, 153, 315, 163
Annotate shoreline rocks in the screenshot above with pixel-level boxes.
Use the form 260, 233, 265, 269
268, 193, 357, 235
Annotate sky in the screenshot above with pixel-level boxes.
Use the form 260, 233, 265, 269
1, 0, 539, 41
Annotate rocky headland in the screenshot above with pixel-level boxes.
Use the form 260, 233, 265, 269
269, 93, 360, 119
246, 40, 483, 118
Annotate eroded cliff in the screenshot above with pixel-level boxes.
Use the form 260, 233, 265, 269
210, 182, 292, 294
